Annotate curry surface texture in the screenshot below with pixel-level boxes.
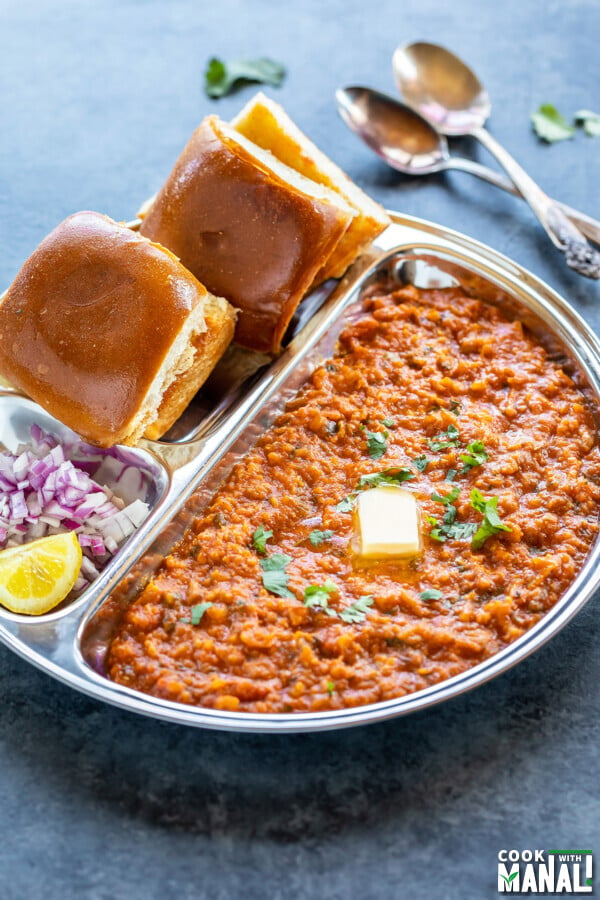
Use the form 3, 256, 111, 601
107, 285, 600, 712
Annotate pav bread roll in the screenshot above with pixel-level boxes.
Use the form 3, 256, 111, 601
0, 212, 236, 447
231, 92, 390, 281
139, 115, 355, 354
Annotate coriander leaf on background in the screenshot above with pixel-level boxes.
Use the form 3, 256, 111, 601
460, 440, 489, 472
204, 56, 286, 99
531, 104, 575, 142
574, 109, 600, 137
413, 454, 428, 473
420, 589, 443, 601
427, 424, 460, 451
469, 489, 512, 550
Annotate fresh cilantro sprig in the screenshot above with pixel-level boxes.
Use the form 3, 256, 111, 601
359, 467, 414, 489
427, 424, 460, 451
413, 454, 428, 473
532, 104, 600, 142
575, 109, 600, 137
365, 429, 388, 460
204, 56, 286, 98
459, 440, 489, 473
469, 489, 513, 550
335, 467, 414, 512
304, 580, 338, 616
180, 602, 213, 625
531, 104, 575, 142
252, 525, 273, 554
420, 589, 443, 601
427, 486, 477, 543
338, 595, 374, 623
309, 529, 334, 547
260, 553, 294, 599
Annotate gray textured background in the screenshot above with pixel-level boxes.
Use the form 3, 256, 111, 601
0, 1, 599, 898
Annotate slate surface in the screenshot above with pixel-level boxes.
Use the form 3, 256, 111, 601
0, 1, 598, 898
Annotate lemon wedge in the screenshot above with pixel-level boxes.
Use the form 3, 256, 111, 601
0, 532, 82, 615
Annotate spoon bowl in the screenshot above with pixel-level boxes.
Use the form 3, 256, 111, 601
335, 86, 450, 175
334, 85, 600, 248
393, 41, 490, 134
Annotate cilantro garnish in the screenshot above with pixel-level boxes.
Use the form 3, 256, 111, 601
531, 104, 575, 142
420, 589, 443, 601
327, 680, 335, 696
252, 525, 273, 554
469, 489, 513, 550
335, 468, 414, 513
427, 424, 460, 451
431, 486, 460, 505
338, 595, 374, 623
381, 417, 396, 428
204, 56, 286, 99
181, 601, 213, 625
309, 529, 334, 547
445, 468, 457, 482
575, 109, 600, 137
304, 580, 338, 616
335, 496, 355, 513
460, 440, 489, 473
260, 553, 294, 599
366, 429, 388, 460
413, 454, 428, 473
359, 467, 414, 489
427, 486, 479, 542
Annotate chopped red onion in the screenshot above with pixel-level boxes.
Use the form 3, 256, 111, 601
0, 427, 150, 592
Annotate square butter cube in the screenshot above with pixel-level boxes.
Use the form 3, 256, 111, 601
356, 485, 421, 559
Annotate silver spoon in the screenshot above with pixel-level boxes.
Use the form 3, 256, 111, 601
336, 87, 600, 246
393, 41, 600, 279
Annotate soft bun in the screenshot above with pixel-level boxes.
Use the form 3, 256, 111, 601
139, 115, 355, 354
0, 211, 236, 446
232, 92, 390, 281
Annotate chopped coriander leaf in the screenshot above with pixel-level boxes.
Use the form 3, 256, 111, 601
469, 489, 512, 550
309, 529, 335, 547
366, 429, 388, 460
427, 423, 460, 451
339, 594, 374, 623
260, 553, 294, 599
252, 525, 273, 554
445, 468, 457, 482
335, 495, 356, 513
460, 440, 489, 472
449, 400, 462, 413
431, 486, 460, 505
191, 602, 213, 625
180, 601, 213, 625
304, 580, 338, 614
575, 109, 600, 137
359, 467, 414, 489
204, 56, 286, 99
426, 514, 446, 542
420, 589, 443, 601
327, 680, 335, 696
531, 104, 575, 142
447, 522, 478, 541
413, 454, 428, 473
381, 417, 396, 428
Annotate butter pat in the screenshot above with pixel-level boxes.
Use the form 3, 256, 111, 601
355, 485, 421, 559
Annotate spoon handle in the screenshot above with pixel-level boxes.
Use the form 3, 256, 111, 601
471, 126, 600, 279
446, 157, 600, 247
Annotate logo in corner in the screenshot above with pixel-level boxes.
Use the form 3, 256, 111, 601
498, 849, 593, 893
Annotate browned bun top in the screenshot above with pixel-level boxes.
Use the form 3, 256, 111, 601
0, 211, 208, 446
139, 116, 352, 354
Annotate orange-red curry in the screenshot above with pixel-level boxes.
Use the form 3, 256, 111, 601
107, 285, 600, 712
